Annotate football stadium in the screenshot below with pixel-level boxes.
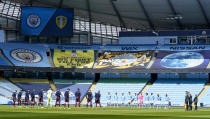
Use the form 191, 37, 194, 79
0, 0, 210, 119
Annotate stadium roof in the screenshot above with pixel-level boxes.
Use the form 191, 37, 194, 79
18, 0, 210, 30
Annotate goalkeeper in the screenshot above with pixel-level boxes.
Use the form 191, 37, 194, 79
46, 87, 53, 107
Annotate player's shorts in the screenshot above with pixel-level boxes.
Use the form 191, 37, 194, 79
121, 101, 125, 104
134, 101, 138, 104
31, 98, 35, 102
114, 100, 118, 104
65, 98, 69, 102
87, 99, 92, 103
56, 97, 60, 102
18, 98, 21, 102
157, 101, 161, 105
128, 100, 131, 104
39, 97, 43, 102
76, 97, 80, 102
13, 98, 16, 102
95, 99, 100, 103
25, 98, 29, 102
150, 101, 154, 104
145, 101, 149, 104
139, 100, 143, 103
107, 100, 111, 104
164, 101, 169, 105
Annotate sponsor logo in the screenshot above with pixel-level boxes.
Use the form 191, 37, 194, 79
121, 47, 138, 51
70, 53, 78, 57
11, 49, 42, 63
56, 16, 67, 29
27, 14, 41, 28
169, 46, 206, 51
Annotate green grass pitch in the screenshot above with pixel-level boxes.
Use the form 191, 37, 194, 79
0, 105, 210, 119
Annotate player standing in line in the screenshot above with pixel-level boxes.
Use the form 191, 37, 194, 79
46, 88, 53, 107
95, 91, 101, 108
64, 88, 70, 109
12, 90, 17, 108
144, 93, 150, 109
189, 93, 193, 111
75, 88, 81, 109
164, 94, 170, 109
128, 92, 133, 108
121, 93, 126, 107
193, 94, 198, 111
17, 90, 23, 108
106, 92, 111, 107
24, 89, 30, 108
55, 88, 61, 107
114, 92, 118, 108
156, 94, 162, 109
134, 93, 138, 108
38, 88, 44, 108
150, 93, 155, 108
86, 90, 93, 108
30, 89, 36, 108
139, 93, 143, 108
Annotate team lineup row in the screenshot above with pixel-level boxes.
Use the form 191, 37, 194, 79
11, 88, 198, 110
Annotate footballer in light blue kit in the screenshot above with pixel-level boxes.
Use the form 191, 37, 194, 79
156, 94, 162, 109
164, 94, 170, 109
114, 92, 118, 107
134, 93, 138, 108
106, 92, 111, 107
121, 93, 126, 107
144, 93, 150, 108
127, 92, 133, 108
150, 93, 155, 108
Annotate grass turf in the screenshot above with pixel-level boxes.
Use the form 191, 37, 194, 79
0, 105, 210, 119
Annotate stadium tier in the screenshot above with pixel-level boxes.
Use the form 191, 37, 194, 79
198, 85, 210, 107
0, 56, 9, 66
10, 78, 50, 94
0, 78, 21, 104
91, 78, 149, 105
145, 78, 207, 106
53, 79, 92, 102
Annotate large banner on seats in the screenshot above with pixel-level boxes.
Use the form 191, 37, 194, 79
53, 50, 94, 68
0, 43, 50, 67
151, 50, 210, 69
94, 51, 153, 69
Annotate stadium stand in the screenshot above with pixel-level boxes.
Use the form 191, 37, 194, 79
145, 78, 207, 106
53, 79, 92, 101
198, 84, 210, 107
0, 53, 10, 66
10, 78, 50, 94
0, 78, 20, 104
91, 78, 149, 105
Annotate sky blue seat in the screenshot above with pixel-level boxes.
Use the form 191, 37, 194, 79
90, 79, 148, 106
198, 88, 210, 107
145, 78, 206, 106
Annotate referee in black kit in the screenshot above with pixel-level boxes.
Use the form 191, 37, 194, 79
185, 91, 190, 111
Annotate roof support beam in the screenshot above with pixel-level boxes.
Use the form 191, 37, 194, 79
137, 0, 155, 30
58, 0, 64, 8
167, 0, 183, 29
110, 0, 127, 28
86, 0, 92, 31
196, 0, 210, 28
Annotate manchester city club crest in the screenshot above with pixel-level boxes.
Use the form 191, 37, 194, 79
56, 16, 67, 29
11, 49, 42, 63
27, 14, 41, 28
